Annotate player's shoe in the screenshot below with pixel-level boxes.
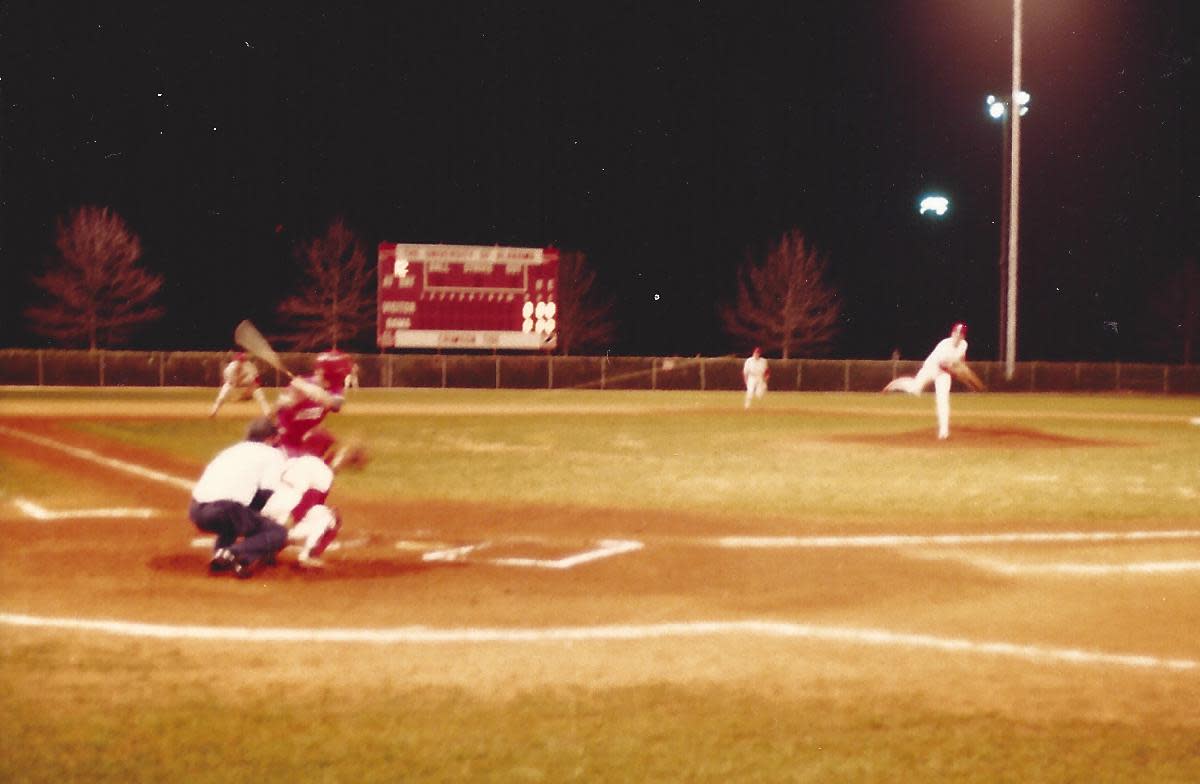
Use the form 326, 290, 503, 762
209, 548, 236, 574
297, 553, 326, 570
233, 556, 261, 580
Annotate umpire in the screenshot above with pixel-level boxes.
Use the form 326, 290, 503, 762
188, 417, 288, 578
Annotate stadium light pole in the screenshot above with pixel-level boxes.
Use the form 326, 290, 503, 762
986, 90, 1029, 365
1004, 0, 1024, 380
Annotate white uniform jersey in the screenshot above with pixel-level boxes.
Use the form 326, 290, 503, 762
921, 337, 968, 376
191, 442, 285, 505
743, 355, 769, 382
261, 454, 334, 525
223, 359, 259, 387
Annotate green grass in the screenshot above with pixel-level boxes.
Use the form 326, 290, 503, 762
3, 635, 1198, 784
37, 388, 1200, 527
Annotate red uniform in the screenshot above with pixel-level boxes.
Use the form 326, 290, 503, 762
273, 351, 353, 458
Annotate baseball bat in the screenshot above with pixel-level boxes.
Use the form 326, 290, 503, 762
234, 320, 293, 378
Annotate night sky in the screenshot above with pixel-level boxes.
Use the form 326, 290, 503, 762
1, 1, 1194, 360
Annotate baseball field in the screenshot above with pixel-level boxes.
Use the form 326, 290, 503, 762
2, 386, 1199, 782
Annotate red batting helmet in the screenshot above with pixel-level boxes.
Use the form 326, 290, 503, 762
951, 323, 967, 338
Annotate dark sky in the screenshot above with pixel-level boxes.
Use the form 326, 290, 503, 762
1, 1, 1194, 359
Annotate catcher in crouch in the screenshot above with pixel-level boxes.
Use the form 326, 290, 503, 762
883, 322, 984, 440
259, 429, 344, 568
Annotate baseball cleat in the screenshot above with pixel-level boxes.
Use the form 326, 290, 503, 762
209, 548, 236, 574
297, 554, 326, 569
232, 556, 260, 579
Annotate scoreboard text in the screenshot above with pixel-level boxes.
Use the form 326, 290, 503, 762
377, 243, 559, 350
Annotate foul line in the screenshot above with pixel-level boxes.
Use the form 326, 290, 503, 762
0, 612, 1193, 672
0, 425, 194, 492
717, 530, 1200, 549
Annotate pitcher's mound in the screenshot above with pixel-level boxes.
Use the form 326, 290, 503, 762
832, 425, 1125, 449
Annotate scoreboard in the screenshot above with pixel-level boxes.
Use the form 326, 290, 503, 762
377, 243, 559, 350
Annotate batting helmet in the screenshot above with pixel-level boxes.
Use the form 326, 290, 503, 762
951, 322, 967, 339
245, 417, 278, 443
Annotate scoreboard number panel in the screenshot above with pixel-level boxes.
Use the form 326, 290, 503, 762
377, 243, 559, 350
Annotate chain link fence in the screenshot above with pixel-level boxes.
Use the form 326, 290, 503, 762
2, 349, 1200, 394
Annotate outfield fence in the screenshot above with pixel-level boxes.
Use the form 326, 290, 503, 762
3, 349, 1200, 394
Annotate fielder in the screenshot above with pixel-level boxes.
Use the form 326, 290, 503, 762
209, 352, 271, 417
883, 322, 984, 440
273, 349, 354, 459
188, 417, 288, 578
743, 347, 769, 409
260, 429, 342, 569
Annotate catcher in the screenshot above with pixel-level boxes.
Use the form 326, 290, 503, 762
883, 322, 984, 440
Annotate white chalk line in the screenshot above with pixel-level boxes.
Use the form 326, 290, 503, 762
925, 552, 1200, 577
0, 612, 1193, 672
717, 530, 1200, 549
15, 498, 159, 520
489, 539, 645, 569
0, 425, 195, 492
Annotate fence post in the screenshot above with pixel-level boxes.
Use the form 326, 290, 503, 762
441, 355, 447, 389
700, 357, 706, 391
495, 355, 501, 389
1164, 365, 1170, 394
843, 360, 850, 392
796, 360, 803, 391
37, 349, 44, 386
1115, 362, 1121, 392
548, 355, 554, 390
651, 359, 658, 391
601, 355, 606, 390
99, 350, 105, 387
159, 352, 165, 386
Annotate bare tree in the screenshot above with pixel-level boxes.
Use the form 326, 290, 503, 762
720, 229, 840, 359
276, 218, 376, 350
25, 205, 164, 350
554, 249, 617, 356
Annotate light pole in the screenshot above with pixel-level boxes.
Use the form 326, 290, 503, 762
1005, 0, 1024, 380
986, 90, 1029, 364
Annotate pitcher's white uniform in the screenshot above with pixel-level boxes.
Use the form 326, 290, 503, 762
210, 354, 270, 417
883, 323, 969, 440
743, 348, 769, 409
260, 453, 341, 568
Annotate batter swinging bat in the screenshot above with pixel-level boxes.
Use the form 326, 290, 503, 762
234, 320, 293, 378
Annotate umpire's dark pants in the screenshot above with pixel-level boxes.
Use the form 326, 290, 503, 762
188, 499, 287, 563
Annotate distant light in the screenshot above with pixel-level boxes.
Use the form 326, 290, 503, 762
919, 195, 950, 216
156, 92, 163, 97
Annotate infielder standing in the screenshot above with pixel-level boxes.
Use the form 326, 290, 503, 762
883, 322, 982, 440
188, 417, 288, 578
209, 352, 271, 418
743, 347, 769, 409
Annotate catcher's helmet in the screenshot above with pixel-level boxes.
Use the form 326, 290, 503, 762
315, 350, 353, 392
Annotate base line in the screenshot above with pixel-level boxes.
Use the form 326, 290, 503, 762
716, 530, 1200, 549
0, 425, 194, 492
0, 613, 1194, 673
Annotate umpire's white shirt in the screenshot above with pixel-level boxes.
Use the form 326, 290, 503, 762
192, 442, 285, 505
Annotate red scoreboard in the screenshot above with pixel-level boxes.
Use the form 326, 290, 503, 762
377, 243, 559, 350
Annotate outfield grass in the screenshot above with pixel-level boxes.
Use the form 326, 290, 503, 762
2, 388, 1199, 782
